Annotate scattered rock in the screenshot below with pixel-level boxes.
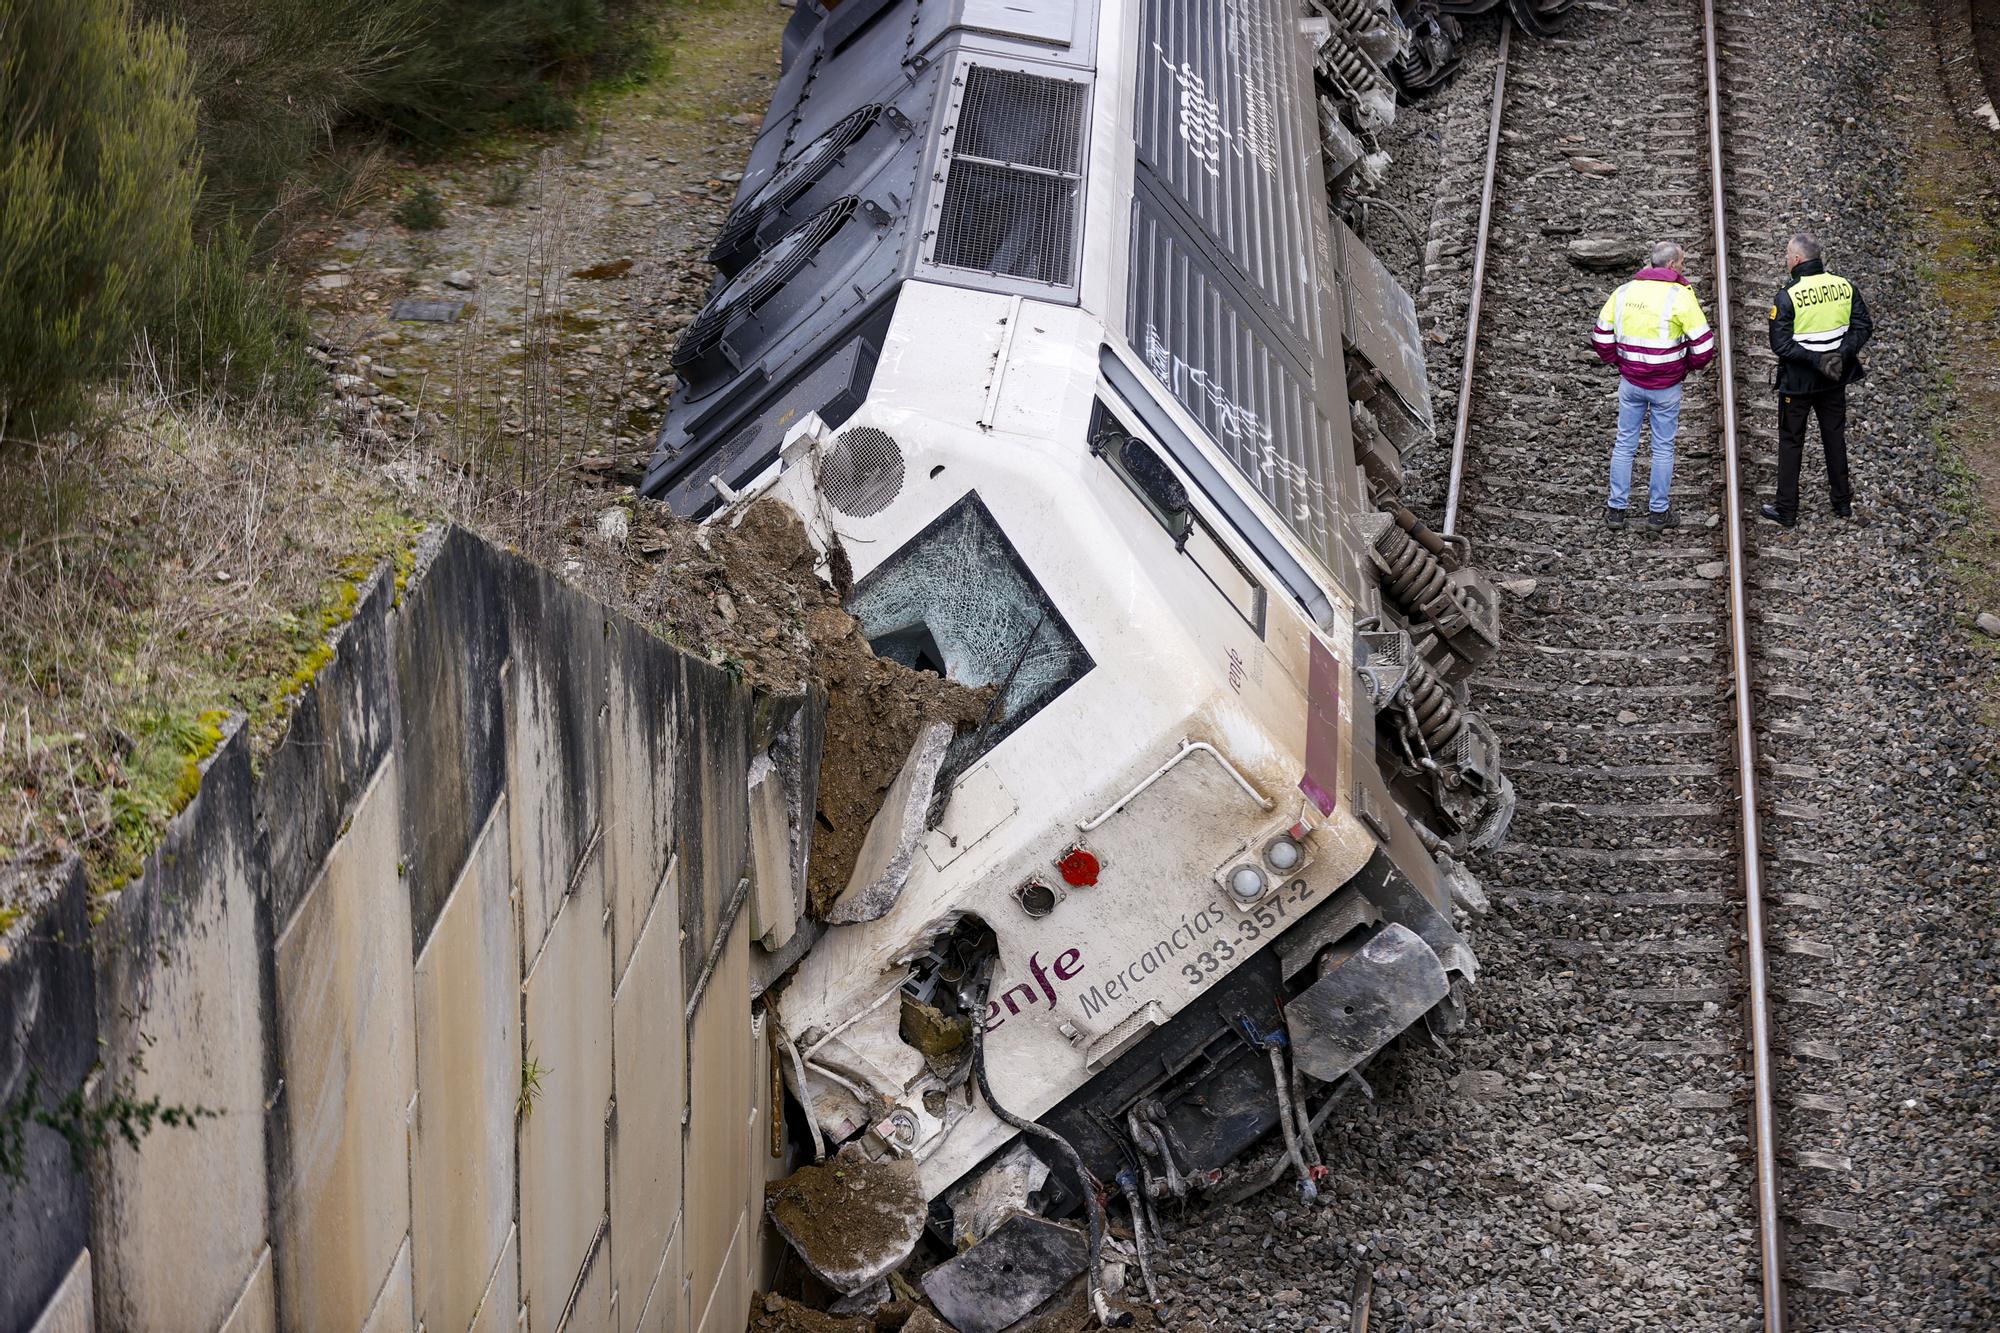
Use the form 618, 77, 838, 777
1568, 156, 1619, 175
764, 1144, 926, 1294
594, 508, 630, 545
1497, 575, 1538, 597
315, 273, 353, 290
1695, 561, 1728, 579
620, 190, 657, 207
444, 269, 478, 290
1566, 236, 1647, 271
1976, 611, 2000, 637
1616, 710, 1640, 724
390, 299, 466, 324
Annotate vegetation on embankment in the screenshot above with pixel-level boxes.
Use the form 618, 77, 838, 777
3, 0, 660, 441
0, 0, 664, 894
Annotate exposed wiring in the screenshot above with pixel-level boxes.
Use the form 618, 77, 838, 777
1265, 1043, 1319, 1203
1116, 1170, 1161, 1305
776, 1023, 827, 1163
973, 962, 1128, 1328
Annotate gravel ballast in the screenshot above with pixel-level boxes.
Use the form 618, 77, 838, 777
1152, 2, 2000, 1329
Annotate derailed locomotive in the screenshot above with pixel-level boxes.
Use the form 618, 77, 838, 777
641, 0, 1521, 1318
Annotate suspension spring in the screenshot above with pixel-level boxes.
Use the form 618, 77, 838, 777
1404, 652, 1464, 752
1374, 520, 1457, 627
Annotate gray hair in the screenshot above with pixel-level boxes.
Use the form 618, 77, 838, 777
1789, 231, 1822, 261
1649, 241, 1684, 269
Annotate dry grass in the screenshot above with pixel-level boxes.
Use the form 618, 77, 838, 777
0, 4, 717, 907
378, 172, 597, 563
0, 356, 419, 889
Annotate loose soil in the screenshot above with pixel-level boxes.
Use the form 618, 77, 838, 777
618, 500, 990, 913
765, 1145, 929, 1294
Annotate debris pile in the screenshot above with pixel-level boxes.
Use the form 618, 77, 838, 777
621, 498, 989, 910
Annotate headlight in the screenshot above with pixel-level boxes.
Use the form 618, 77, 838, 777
1227, 864, 1267, 902
1264, 835, 1303, 871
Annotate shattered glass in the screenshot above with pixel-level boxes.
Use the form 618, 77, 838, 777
848, 493, 1093, 769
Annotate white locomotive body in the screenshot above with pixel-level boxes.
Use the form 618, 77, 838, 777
644, 0, 1514, 1248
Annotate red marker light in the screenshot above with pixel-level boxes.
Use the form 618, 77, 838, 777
1056, 847, 1100, 887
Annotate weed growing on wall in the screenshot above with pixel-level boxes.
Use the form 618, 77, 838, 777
0, 1067, 216, 1185
519, 1055, 550, 1121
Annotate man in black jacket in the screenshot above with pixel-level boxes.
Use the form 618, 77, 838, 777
1760, 231, 1874, 527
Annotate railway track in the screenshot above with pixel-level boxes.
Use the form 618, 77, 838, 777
1436, 2, 1856, 1328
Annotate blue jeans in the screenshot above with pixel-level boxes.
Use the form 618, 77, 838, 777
1608, 379, 1681, 513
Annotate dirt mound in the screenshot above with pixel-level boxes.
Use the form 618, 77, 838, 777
624, 499, 989, 912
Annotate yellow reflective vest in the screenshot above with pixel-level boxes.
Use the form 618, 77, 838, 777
1768, 260, 1873, 392
1589, 269, 1715, 389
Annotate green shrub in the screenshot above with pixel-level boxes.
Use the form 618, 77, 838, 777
139, 0, 422, 231
358, 0, 653, 151
0, 0, 200, 439
155, 221, 315, 409
486, 163, 531, 207
393, 183, 449, 231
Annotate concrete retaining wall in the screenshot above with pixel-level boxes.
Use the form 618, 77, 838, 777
1, 526, 817, 1333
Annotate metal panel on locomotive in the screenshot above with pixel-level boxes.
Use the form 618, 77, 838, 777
641, 0, 1543, 1312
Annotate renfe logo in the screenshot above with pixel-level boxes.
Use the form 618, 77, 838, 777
983, 948, 1084, 1030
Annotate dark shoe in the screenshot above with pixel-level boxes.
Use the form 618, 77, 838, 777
1604, 506, 1628, 529
1646, 508, 1679, 529
1832, 501, 1852, 518
1758, 503, 1795, 529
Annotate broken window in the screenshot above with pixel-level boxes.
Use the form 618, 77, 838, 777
848, 492, 1093, 769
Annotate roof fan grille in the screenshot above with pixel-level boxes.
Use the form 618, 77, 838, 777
674, 196, 858, 370
954, 68, 1085, 172
932, 67, 1087, 286
821, 426, 905, 518
710, 105, 881, 266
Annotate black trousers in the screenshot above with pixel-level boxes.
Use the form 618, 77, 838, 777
1775, 386, 1850, 519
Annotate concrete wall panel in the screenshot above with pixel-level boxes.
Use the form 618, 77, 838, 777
675, 658, 751, 987
608, 864, 683, 1333
217, 1248, 276, 1333
359, 1235, 413, 1333
604, 618, 678, 983
466, 1225, 520, 1333
503, 557, 608, 962
691, 1217, 748, 1333
519, 849, 611, 1332
560, 1229, 613, 1332
396, 527, 510, 955
272, 759, 416, 1333
0, 858, 96, 1332
628, 1219, 683, 1333
88, 734, 270, 1332
411, 800, 519, 1333
24, 1250, 91, 1333
685, 917, 753, 1333
260, 569, 396, 934
2, 524, 809, 1333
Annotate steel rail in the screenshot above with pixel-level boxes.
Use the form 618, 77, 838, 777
1440, 16, 1510, 537
1700, 0, 1787, 1326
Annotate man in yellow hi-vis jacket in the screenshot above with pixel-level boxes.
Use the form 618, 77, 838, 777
1590, 241, 1715, 531
1759, 232, 1873, 528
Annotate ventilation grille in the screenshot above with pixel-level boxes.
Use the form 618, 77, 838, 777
822, 426, 905, 517
710, 105, 880, 270
933, 66, 1087, 286
674, 196, 856, 371
954, 68, 1086, 172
